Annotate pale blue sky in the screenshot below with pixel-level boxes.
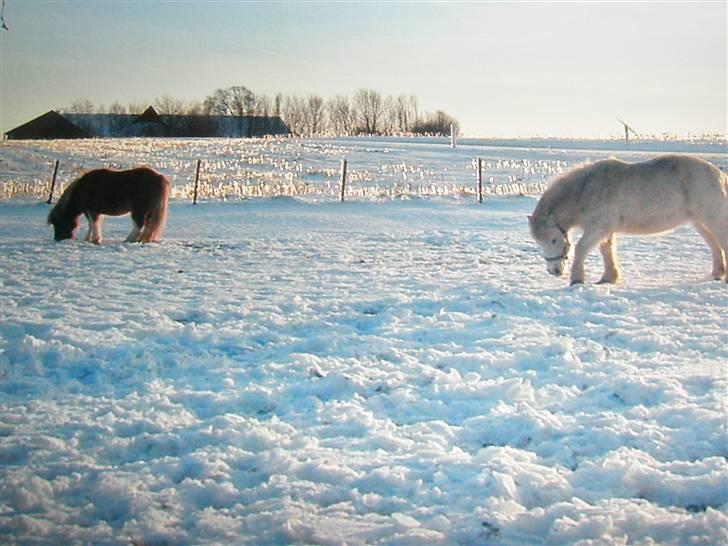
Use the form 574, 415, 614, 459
1, 1, 726, 137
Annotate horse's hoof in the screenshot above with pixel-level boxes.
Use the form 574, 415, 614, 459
570, 280, 584, 286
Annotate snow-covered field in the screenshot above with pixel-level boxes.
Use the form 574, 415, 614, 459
0, 137, 727, 545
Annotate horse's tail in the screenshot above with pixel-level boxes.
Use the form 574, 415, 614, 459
140, 175, 170, 243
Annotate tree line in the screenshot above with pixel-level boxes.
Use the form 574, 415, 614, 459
62, 86, 460, 137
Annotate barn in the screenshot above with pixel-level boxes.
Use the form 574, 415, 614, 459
4, 110, 90, 140
5, 107, 289, 139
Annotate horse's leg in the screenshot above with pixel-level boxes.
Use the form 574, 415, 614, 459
86, 213, 102, 244
83, 213, 92, 241
125, 223, 142, 243
597, 234, 622, 284
125, 209, 145, 243
692, 221, 726, 280
570, 227, 610, 285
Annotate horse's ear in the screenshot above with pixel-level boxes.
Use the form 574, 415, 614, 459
527, 215, 533, 223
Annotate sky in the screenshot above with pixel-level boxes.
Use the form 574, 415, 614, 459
0, 1, 726, 138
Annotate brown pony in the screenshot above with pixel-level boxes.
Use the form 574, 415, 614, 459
48, 167, 170, 243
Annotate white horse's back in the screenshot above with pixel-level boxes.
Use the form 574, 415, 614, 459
581, 155, 727, 235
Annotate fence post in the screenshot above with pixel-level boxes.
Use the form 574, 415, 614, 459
450, 124, 456, 148
46, 159, 60, 204
339, 159, 347, 202
476, 158, 483, 203
193, 159, 202, 205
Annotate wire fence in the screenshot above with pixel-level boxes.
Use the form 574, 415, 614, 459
0, 137, 565, 204
4, 134, 726, 204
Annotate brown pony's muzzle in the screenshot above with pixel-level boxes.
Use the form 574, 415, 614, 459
49, 217, 77, 241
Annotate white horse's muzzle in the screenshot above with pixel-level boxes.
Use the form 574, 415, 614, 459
546, 259, 566, 277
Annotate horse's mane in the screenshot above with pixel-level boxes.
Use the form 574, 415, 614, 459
47, 174, 83, 222
534, 159, 619, 219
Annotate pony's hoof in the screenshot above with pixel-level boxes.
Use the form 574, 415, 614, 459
570, 279, 584, 286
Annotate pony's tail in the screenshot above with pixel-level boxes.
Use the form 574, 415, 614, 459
140, 177, 170, 243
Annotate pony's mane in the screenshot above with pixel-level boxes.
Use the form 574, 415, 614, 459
48, 174, 83, 222
534, 159, 619, 219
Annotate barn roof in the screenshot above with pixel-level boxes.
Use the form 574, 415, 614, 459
134, 106, 163, 124
4, 110, 89, 140
5, 108, 290, 139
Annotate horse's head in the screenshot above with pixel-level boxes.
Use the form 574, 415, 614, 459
528, 214, 571, 277
47, 208, 79, 241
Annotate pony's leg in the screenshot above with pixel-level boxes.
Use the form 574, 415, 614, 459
598, 234, 622, 284
127, 210, 147, 243
125, 223, 142, 243
86, 214, 102, 244
570, 228, 609, 285
84, 213, 93, 242
692, 221, 726, 280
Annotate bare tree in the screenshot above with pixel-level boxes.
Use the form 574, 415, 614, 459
235, 86, 256, 116
204, 86, 255, 117
204, 86, 257, 136
380, 95, 397, 135
391, 94, 419, 133
204, 88, 233, 116
185, 101, 205, 116
327, 95, 354, 136
305, 95, 325, 135
108, 101, 127, 115
255, 94, 272, 117
127, 101, 147, 115
281, 95, 306, 136
154, 94, 186, 116
352, 88, 384, 134
412, 110, 460, 136
67, 97, 94, 114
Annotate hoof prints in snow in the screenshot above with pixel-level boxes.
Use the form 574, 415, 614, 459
2, 170, 727, 543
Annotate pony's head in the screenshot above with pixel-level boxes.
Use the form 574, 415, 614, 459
47, 207, 79, 241
528, 213, 571, 277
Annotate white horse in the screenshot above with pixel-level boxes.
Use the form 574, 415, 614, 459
529, 154, 728, 285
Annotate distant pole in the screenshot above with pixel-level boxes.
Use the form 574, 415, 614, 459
450, 124, 456, 148
618, 118, 635, 146
193, 159, 202, 205
339, 159, 347, 202
476, 158, 483, 203
46, 159, 60, 204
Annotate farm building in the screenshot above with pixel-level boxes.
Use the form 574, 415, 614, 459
3, 110, 91, 140
4, 107, 289, 139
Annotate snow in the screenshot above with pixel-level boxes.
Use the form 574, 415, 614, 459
0, 137, 727, 545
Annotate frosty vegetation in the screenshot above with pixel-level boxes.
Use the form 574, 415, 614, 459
0, 137, 726, 545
